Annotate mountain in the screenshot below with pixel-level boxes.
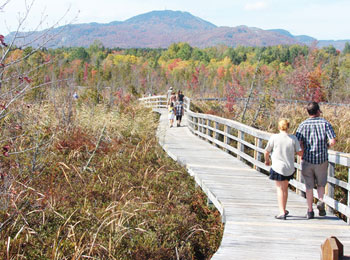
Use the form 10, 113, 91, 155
123, 10, 216, 31
317, 40, 350, 50
268, 29, 317, 45
6, 10, 350, 50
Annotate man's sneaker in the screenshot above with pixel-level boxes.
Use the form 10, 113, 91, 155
306, 210, 315, 219
317, 201, 326, 216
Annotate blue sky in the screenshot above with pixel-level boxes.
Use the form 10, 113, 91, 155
1, 0, 349, 40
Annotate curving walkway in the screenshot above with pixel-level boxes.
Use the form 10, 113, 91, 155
155, 108, 350, 260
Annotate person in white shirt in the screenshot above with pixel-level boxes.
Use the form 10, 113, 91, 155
264, 119, 303, 220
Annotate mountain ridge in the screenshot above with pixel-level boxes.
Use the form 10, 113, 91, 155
6, 10, 350, 50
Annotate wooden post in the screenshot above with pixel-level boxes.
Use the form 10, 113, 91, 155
223, 125, 230, 153
237, 130, 245, 161
202, 118, 205, 134
254, 137, 263, 171
187, 115, 192, 132
326, 162, 335, 214
214, 121, 219, 147
295, 156, 304, 196
194, 117, 198, 132
206, 119, 210, 137
320, 236, 343, 260
348, 168, 350, 225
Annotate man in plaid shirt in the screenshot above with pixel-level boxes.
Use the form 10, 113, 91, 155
296, 102, 336, 219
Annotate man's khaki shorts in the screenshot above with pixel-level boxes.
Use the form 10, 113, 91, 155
301, 160, 328, 190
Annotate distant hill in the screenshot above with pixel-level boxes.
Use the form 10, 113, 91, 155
268, 29, 317, 45
6, 10, 350, 50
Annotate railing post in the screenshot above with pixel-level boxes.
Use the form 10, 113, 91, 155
348, 167, 350, 225
326, 162, 335, 214
237, 130, 245, 161
223, 125, 230, 153
214, 121, 219, 147
321, 236, 344, 260
206, 119, 210, 137
187, 115, 192, 131
254, 137, 263, 172
194, 117, 198, 132
296, 156, 304, 196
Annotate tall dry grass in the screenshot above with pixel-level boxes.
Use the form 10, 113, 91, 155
0, 95, 223, 259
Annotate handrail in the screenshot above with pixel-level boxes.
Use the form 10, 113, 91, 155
139, 95, 350, 224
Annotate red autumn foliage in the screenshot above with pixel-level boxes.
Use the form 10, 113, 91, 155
84, 62, 89, 82
55, 128, 95, 152
225, 81, 246, 112
167, 58, 181, 71
217, 66, 225, 79
18, 76, 32, 83
0, 34, 8, 47
287, 54, 325, 102
3, 144, 10, 157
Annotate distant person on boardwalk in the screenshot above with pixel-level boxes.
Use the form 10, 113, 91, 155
167, 87, 173, 104
177, 90, 184, 104
265, 119, 303, 220
168, 100, 175, 127
168, 91, 177, 106
175, 101, 184, 127
295, 102, 336, 219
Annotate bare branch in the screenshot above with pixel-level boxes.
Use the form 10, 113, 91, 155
0, 0, 10, 12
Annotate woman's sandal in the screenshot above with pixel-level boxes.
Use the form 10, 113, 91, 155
275, 214, 286, 220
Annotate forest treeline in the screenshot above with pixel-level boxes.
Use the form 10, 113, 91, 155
3, 41, 350, 107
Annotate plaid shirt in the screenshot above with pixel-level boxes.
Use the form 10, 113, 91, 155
175, 103, 183, 116
295, 117, 336, 164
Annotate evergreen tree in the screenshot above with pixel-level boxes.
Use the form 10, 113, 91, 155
343, 42, 350, 54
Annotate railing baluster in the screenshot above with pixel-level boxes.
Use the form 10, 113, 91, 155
327, 162, 335, 214
348, 167, 350, 225
206, 119, 210, 138
237, 130, 245, 161
296, 156, 303, 196
223, 125, 230, 153
254, 137, 263, 171
214, 121, 219, 147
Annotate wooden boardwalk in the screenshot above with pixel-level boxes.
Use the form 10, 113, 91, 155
155, 109, 350, 260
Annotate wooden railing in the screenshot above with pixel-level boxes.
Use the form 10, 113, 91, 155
140, 95, 350, 224
139, 95, 168, 108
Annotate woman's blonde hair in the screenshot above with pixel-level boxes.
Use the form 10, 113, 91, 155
278, 119, 289, 131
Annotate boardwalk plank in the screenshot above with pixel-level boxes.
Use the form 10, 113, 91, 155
156, 109, 350, 260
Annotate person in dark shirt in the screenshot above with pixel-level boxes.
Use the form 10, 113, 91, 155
177, 90, 184, 104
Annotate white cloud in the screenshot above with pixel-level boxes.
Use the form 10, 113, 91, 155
244, 1, 267, 11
